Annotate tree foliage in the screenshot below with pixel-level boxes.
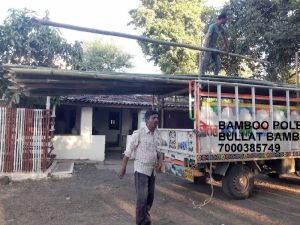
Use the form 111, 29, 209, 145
79, 39, 133, 72
0, 9, 135, 106
130, 0, 299, 81
0, 9, 82, 68
0, 9, 83, 101
129, 0, 210, 74
221, 0, 300, 81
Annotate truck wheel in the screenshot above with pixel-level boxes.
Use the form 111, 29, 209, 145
222, 164, 254, 199
222, 175, 232, 198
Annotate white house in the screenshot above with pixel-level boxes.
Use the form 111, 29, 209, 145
52, 95, 191, 161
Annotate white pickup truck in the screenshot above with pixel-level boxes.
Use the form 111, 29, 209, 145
158, 79, 300, 199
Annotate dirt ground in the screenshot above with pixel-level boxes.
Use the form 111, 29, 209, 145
0, 156, 300, 225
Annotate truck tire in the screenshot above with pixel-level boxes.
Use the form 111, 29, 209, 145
222, 164, 254, 199
222, 175, 232, 198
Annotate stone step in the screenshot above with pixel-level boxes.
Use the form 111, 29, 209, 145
50, 161, 74, 178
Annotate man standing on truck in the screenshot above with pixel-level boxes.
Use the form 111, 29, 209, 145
118, 109, 162, 225
200, 13, 229, 75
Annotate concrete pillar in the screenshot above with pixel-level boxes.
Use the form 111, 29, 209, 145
138, 110, 146, 129
46, 96, 50, 110
81, 107, 93, 137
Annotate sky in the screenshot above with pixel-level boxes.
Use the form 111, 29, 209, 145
0, 0, 227, 73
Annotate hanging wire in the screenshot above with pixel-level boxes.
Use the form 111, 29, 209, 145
189, 80, 214, 209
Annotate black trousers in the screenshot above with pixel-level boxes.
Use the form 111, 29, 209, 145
135, 171, 155, 225
200, 51, 221, 75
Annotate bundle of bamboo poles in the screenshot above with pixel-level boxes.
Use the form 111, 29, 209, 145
5, 64, 298, 97
4, 66, 192, 96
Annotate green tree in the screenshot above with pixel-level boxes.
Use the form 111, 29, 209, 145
0, 9, 83, 103
0, 9, 82, 68
129, 0, 210, 74
80, 39, 133, 72
221, 0, 300, 81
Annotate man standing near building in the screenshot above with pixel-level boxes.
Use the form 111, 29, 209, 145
118, 109, 161, 225
200, 13, 229, 75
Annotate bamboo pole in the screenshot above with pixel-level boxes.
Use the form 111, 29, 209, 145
8, 66, 298, 89
26, 85, 180, 92
8, 67, 280, 85
8, 77, 180, 87
24, 83, 180, 91
28, 89, 171, 96
9, 70, 294, 89
9, 68, 189, 84
3, 64, 199, 80
32, 18, 269, 64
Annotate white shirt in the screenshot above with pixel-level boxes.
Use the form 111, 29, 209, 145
124, 126, 160, 176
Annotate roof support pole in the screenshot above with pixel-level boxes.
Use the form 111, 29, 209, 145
158, 97, 165, 128
46, 96, 50, 110
296, 51, 299, 106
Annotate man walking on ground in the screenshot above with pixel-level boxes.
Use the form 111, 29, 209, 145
200, 13, 229, 75
118, 110, 162, 225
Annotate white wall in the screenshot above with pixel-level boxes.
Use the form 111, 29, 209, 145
53, 107, 105, 161
53, 135, 105, 161
81, 107, 92, 136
